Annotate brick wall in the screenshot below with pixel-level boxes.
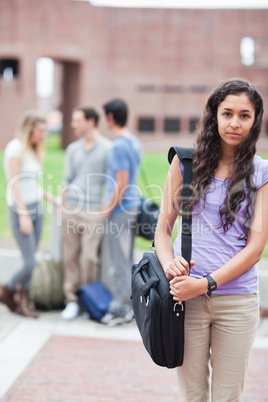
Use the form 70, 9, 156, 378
0, 0, 267, 150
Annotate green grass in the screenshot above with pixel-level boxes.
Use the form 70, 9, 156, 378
136, 152, 170, 250
41, 135, 65, 240
1, 135, 268, 257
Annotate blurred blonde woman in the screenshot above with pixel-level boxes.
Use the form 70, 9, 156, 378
0, 110, 58, 318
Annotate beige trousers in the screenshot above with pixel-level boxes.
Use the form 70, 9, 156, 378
177, 293, 259, 402
62, 206, 104, 303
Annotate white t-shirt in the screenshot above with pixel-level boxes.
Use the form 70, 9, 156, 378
4, 138, 43, 207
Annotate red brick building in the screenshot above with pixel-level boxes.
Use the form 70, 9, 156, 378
0, 0, 268, 150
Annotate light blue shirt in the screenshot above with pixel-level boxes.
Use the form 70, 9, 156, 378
105, 134, 142, 215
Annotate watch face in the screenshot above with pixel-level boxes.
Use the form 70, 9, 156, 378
209, 278, 217, 292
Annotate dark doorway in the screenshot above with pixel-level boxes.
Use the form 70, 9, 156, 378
61, 61, 80, 149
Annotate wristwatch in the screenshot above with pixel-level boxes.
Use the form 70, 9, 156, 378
203, 275, 217, 296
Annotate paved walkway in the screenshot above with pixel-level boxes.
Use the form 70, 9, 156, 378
1, 306, 268, 402
0, 239, 268, 401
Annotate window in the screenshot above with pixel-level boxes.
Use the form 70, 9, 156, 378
164, 118, 180, 133
138, 117, 155, 133
0, 59, 19, 81
240, 37, 255, 66
36, 57, 54, 98
189, 117, 199, 133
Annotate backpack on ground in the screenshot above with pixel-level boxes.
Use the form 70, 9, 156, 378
76, 281, 113, 320
29, 258, 64, 310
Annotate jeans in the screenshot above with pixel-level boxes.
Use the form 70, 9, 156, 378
106, 209, 139, 316
7, 203, 44, 291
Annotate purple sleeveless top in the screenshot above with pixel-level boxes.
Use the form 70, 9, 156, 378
173, 155, 268, 295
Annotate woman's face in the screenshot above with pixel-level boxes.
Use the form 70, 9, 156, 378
216, 93, 255, 150
29, 122, 46, 145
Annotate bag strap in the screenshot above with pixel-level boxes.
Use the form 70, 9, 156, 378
168, 147, 193, 266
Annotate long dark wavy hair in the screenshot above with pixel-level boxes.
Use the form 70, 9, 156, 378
189, 78, 264, 237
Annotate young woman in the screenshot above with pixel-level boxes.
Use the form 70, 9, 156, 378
155, 79, 268, 401
1, 110, 58, 318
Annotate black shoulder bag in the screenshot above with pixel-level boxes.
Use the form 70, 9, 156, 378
136, 164, 160, 241
131, 146, 193, 369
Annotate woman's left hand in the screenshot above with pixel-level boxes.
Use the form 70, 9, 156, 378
165, 256, 195, 280
53, 196, 62, 207
170, 276, 207, 301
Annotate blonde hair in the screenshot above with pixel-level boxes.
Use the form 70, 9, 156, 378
15, 110, 46, 163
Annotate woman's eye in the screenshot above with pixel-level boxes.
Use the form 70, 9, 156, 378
241, 114, 250, 119
223, 112, 231, 117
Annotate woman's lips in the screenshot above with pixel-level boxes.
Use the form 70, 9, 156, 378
227, 132, 241, 138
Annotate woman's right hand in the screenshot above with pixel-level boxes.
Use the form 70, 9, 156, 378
164, 256, 196, 280
19, 214, 33, 235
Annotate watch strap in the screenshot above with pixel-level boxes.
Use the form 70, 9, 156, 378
203, 274, 217, 296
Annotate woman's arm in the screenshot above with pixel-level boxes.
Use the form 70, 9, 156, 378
155, 155, 196, 280
170, 181, 268, 301
43, 190, 62, 206
103, 170, 129, 218
8, 157, 33, 235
